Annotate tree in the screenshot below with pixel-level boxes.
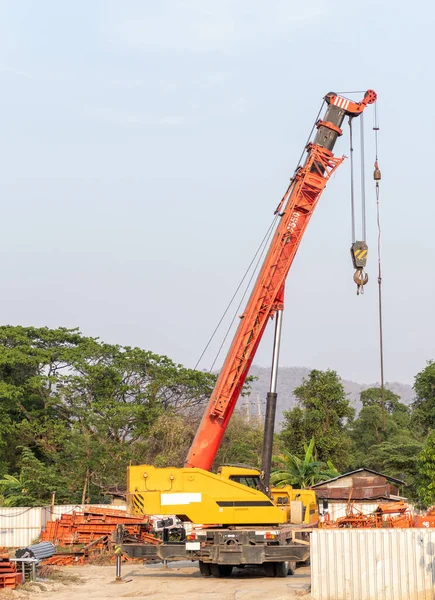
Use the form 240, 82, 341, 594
0, 325, 216, 505
412, 361, 435, 436
348, 387, 421, 499
417, 431, 435, 507
145, 411, 199, 468
365, 434, 422, 500
271, 437, 338, 488
351, 388, 412, 460
280, 369, 354, 470
214, 412, 265, 469
0, 474, 33, 507
360, 387, 404, 412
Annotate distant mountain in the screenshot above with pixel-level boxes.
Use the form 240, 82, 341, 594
240, 365, 414, 428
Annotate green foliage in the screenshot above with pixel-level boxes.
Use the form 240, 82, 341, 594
146, 411, 198, 468
279, 369, 355, 470
214, 413, 265, 469
0, 325, 215, 506
412, 361, 435, 436
417, 431, 435, 507
351, 388, 411, 461
271, 437, 338, 488
0, 473, 33, 506
0, 325, 434, 509
349, 387, 421, 499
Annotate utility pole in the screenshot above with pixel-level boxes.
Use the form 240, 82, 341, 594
245, 399, 250, 422
257, 393, 262, 420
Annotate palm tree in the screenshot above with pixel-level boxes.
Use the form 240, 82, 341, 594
0, 473, 31, 506
271, 437, 338, 489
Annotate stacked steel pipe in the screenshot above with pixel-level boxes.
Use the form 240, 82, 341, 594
15, 541, 55, 559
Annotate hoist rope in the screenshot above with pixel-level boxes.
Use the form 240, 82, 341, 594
194, 215, 278, 371
376, 181, 386, 431
374, 103, 380, 159
349, 114, 368, 244
373, 103, 386, 431
349, 118, 356, 243
360, 113, 367, 240
208, 216, 278, 373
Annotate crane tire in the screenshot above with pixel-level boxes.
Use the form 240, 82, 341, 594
210, 564, 233, 578
198, 561, 212, 577
288, 561, 296, 576
274, 561, 289, 577
263, 562, 276, 577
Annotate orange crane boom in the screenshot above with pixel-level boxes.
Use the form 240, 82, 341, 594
186, 90, 377, 471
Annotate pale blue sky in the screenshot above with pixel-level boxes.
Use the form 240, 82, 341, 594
0, 0, 433, 385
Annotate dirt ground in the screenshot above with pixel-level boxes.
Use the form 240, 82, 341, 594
1, 561, 312, 600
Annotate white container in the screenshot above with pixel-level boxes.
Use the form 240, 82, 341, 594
311, 528, 435, 600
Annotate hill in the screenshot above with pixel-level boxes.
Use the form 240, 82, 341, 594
241, 365, 414, 427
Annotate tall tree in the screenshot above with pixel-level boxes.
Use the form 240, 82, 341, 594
351, 388, 411, 458
0, 326, 215, 505
279, 369, 354, 470
412, 361, 435, 436
417, 431, 435, 507
214, 412, 265, 469
349, 387, 421, 499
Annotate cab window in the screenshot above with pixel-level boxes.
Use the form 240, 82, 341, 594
229, 476, 262, 490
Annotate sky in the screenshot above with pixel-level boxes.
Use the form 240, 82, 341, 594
0, 0, 433, 386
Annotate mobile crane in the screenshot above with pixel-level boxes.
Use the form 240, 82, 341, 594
121, 89, 377, 577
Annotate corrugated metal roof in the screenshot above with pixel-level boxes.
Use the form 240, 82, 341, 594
311, 467, 405, 487
315, 487, 407, 501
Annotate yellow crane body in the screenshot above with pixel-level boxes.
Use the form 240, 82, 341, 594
127, 464, 318, 526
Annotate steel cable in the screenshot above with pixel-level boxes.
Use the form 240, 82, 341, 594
208, 215, 278, 373
349, 118, 356, 243
373, 104, 386, 430
194, 215, 278, 371
360, 113, 367, 240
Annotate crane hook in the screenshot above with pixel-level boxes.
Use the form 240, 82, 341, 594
354, 268, 369, 295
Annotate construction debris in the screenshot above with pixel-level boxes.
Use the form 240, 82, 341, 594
42, 553, 85, 566
38, 506, 160, 566
0, 554, 23, 590
320, 501, 415, 528
414, 506, 435, 528
41, 507, 156, 546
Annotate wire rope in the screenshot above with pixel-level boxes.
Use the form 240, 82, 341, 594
360, 112, 367, 240
208, 215, 278, 373
194, 215, 278, 370
372, 103, 385, 430
349, 118, 356, 243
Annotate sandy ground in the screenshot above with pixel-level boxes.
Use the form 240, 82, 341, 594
1, 561, 312, 600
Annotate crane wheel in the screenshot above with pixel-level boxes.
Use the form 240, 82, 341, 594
288, 561, 296, 576
274, 561, 290, 577
210, 564, 233, 578
263, 563, 276, 577
198, 561, 212, 577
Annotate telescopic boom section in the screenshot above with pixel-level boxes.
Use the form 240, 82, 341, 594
186, 90, 377, 470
